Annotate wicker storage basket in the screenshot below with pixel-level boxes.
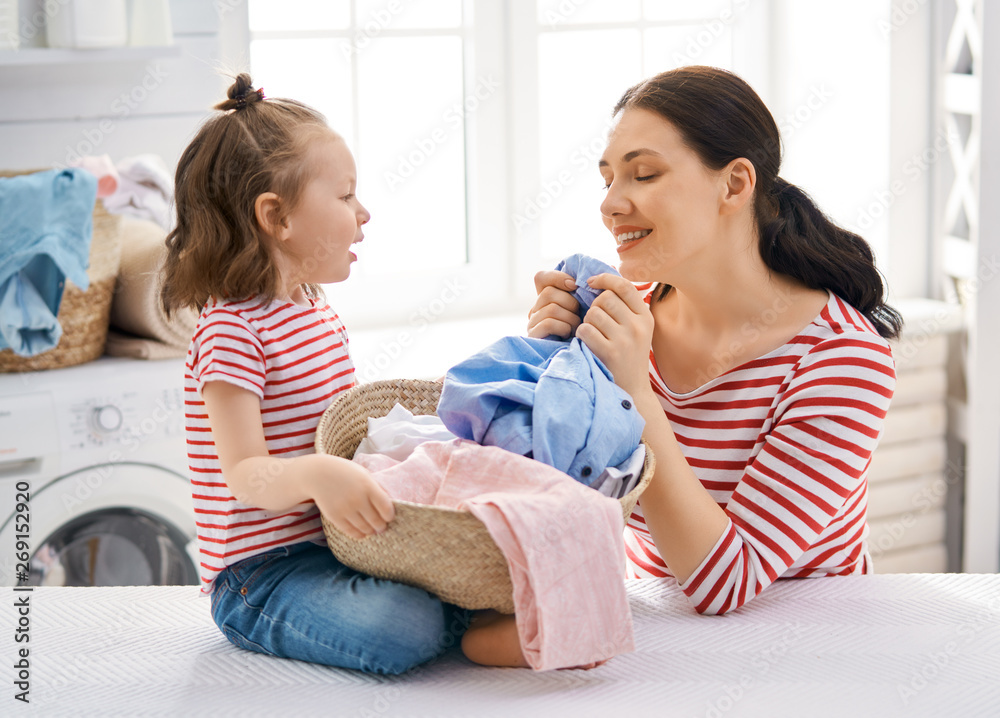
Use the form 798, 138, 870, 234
0, 169, 122, 372
315, 378, 654, 614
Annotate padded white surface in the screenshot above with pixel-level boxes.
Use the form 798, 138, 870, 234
4, 575, 999, 717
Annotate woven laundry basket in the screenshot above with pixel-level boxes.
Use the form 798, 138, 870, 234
0, 169, 122, 372
315, 378, 654, 614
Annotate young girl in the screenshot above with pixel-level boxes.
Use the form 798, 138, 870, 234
528, 66, 900, 621
161, 75, 469, 675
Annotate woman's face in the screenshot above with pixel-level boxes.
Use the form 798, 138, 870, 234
599, 107, 726, 284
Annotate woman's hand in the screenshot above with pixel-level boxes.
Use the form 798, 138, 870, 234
305, 457, 396, 540
576, 273, 655, 399
527, 270, 580, 339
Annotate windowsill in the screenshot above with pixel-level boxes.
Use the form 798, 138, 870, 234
348, 297, 965, 385
348, 311, 527, 384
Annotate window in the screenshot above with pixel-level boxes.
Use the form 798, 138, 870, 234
247, 1, 767, 327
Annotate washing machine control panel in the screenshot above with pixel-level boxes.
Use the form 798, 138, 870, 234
61, 386, 185, 452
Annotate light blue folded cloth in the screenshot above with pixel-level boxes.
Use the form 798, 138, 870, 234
0, 169, 97, 356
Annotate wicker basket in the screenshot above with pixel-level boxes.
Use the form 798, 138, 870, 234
315, 378, 654, 614
0, 170, 122, 372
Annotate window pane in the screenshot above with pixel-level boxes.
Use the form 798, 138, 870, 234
355, 36, 467, 275
643, 24, 734, 74
642, 0, 732, 22
249, 39, 355, 147
535, 30, 644, 266
354, 0, 462, 29
248, 0, 350, 32
537, 0, 640, 26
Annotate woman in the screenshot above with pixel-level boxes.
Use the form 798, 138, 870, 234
528, 66, 901, 616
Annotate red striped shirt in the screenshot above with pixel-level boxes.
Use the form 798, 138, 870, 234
625, 292, 895, 614
184, 295, 355, 593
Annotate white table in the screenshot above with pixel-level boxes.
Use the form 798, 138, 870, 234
4, 574, 999, 717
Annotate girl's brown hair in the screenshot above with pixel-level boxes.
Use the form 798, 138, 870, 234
161, 73, 334, 315
616, 66, 902, 340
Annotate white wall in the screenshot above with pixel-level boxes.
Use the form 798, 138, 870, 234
0, 0, 246, 173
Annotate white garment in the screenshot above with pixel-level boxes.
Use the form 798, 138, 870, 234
102, 154, 174, 230
353, 403, 459, 461
591, 443, 645, 499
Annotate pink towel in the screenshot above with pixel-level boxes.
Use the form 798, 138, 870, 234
355, 439, 634, 670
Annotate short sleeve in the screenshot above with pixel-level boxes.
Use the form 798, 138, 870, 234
188, 307, 266, 399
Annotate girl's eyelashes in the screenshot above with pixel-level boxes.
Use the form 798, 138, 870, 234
341, 193, 355, 201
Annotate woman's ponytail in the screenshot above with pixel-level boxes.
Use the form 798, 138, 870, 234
760, 178, 902, 339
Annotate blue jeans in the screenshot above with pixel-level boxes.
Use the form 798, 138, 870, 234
210, 542, 471, 675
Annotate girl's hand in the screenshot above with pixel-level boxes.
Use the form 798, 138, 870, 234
306, 457, 395, 539
527, 270, 580, 339
576, 273, 655, 399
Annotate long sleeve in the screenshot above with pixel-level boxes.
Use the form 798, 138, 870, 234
625, 295, 896, 614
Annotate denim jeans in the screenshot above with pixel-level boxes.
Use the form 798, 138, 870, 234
210, 542, 471, 675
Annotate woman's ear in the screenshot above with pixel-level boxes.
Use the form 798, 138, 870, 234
254, 192, 288, 239
719, 158, 756, 215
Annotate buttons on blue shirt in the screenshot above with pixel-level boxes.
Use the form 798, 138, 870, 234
581, 466, 592, 478
622, 399, 632, 410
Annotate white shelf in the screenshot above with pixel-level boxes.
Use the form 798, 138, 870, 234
0, 45, 180, 66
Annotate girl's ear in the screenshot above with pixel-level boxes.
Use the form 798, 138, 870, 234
254, 192, 288, 239
719, 157, 756, 216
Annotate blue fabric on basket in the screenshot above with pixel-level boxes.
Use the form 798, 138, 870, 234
0, 169, 96, 356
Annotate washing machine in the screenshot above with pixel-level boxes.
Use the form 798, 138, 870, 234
0, 356, 197, 587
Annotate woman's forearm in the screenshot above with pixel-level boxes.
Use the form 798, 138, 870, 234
633, 391, 731, 584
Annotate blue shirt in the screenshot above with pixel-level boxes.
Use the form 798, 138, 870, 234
438, 254, 644, 485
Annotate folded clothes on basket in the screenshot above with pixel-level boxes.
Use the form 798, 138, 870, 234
0, 168, 97, 357
104, 216, 197, 359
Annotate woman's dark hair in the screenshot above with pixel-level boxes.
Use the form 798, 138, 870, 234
161, 73, 333, 316
615, 66, 902, 339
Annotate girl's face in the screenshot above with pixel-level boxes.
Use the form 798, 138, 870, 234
280, 134, 370, 287
598, 108, 726, 284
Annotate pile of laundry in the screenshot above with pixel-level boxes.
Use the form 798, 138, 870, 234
351, 254, 646, 671
0, 155, 197, 362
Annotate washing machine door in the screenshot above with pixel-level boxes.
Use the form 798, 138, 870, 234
1, 462, 198, 587
28, 508, 197, 586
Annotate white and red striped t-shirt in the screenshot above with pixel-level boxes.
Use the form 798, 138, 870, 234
184, 295, 355, 593
625, 291, 896, 615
